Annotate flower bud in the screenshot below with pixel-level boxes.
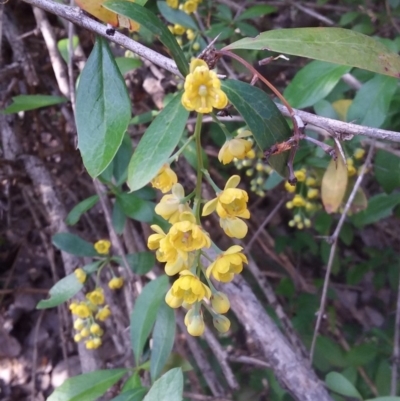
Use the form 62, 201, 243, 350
108, 277, 124, 290
213, 315, 231, 333
73, 318, 85, 331
74, 268, 87, 284
90, 323, 103, 336
187, 314, 205, 337
211, 292, 230, 314
92, 337, 102, 349
80, 328, 90, 338
73, 333, 82, 342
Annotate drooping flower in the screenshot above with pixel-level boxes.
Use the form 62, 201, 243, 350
206, 245, 247, 282
74, 268, 87, 284
211, 291, 230, 314
218, 130, 254, 165
94, 240, 111, 255
185, 310, 205, 336
154, 183, 191, 223
292, 194, 306, 208
294, 169, 306, 182
151, 164, 178, 193
183, 0, 198, 13
182, 59, 228, 114
165, 271, 211, 308
202, 175, 250, 238
213, 315, 230, 333
108, 277, 124, 290
354, 148, 365, 160
96, 305, 111, 321
70, 302, 91, 319
86, 288, 105, 306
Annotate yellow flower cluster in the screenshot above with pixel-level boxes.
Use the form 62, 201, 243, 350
70, 288, 110, 350
182, 59, 228, 114
218, 130, 255, 165
166, 0, 202, 13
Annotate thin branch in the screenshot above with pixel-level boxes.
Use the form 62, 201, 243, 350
309, 142, 376, 362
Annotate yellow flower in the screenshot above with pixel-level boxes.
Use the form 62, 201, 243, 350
186, 29, 195, 41
173, 24, 186, 35
85, 338, 101, 349
165, 271, 211, 307
202, 175, 250, 238
90, 323, 103, 336
192, 42, 200, 51
354, 148, 365, 160
166, 0, 178, 8
186, 312, 205, 336
348, 164, 356, 177
74, 268, 87, 284
108, 277, 124, 290
294, 169, 306, 182
182, 59, 228, 114
284, 181, 296, 193
86, 288, 105, 306
154, 183, 191, 223
94, 240, 111, 255
168, 212, 211, 252
151, 164, 178, 193
211, 291, 230, 313
80, 327, 90, 338
292, 194, 306, 208
73, 334, 82, 342
305, 177, 317, 187
218, 130, 253, 165
73, 319, 85, 331
183, 0, 198, 13
213, 315, 230, 333
307, 188, 319, 199
96, 305, 111, 321
206, 245, 247, 282
72, 302, 91, 319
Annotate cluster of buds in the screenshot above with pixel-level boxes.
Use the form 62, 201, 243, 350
69, 240, 124, 350
146, 58, 250, 336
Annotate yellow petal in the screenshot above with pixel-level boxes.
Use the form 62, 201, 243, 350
202, 198, 218, 216
225, 175, 240, 189
220, 217, 248, 239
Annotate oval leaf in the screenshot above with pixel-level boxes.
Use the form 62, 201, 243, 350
104, 0, 189, 76
112, 251, 155, 275
321, 155, 348, 214
76, 36, 131, 177
116, 193, 155, 222
47, 369, 127, 401
224, 28, 400, 78
374, 149, 400, 193
2, 95, 67, 114
127, 93, 189, 192
111, 388, 148, 401
221, 79, 292, 177
325, 371, 362, 399
347, 75, 397, 128
284, 61, 351, 109
143, 368, 183, 401
130, 276, 169, 365
37, 273, 82, 309
66, 195, 99, 226
52, 233, 99, 257
150, 303, 176, 382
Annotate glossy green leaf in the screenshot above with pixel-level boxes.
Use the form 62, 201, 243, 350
111, 388, 148, 401
58, 36, 79, 63
157, 1, 197, 30
130, 276, 169, 365
325, 372, 362, 399
347, 75, 397, 128
284, 61, 351, 108
2, 95, 67, 114
116, 193, 155, 222
76, 36, 131, 177
374, 149, 400, 193
104, 1, 189, 76
221, 79, 292, 177
143, 368, 183, 401
352, 193, 400, 227
52, 233, 99, 257
236, 5, 277, 21
113, 133, 133, 186
151, 303, 176, 382
224, 28, 400, 78
47, 369, 127, 401
115, 57, 142, 75
37, 273, 82, 309
66, 195, 99, 225
127, 93, 189, 191
112, 251, 155, 275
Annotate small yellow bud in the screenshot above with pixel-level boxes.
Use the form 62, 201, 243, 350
74, 268, 87, 284
256, 162, 264, 172
297, 222, 304, 230
307, 188, 319, 199
108, 277, 124, 290
284, 181, 296, 193
347, 164, 356, 177
85, 339, 95, 349
211, 292, 230, 314
305, 177, 316, 187
96, 306, 111, 321
94, 240, 111, 255
86, 288, 105, 306
293, 214, 301, 223
292, 195, 306, 208
73, 333, 82, 342
294, 169, 306, 182
288, 220, 295, 227
354, 148, 365, 160
213, 315, 231, 333
304, 218, 311, 228
192, 42, 200, 51
173, 24, 186, 36
347, 157, 354, 166
80, 327, 90, 338
92, 337, 102, 349
73, 318, 85, 331
286, 201, 293, 209
186, 29, 195, 41
90, 323, 103, 336
187, 314, 205, 337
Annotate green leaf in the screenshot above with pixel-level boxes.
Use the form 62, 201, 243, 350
47, 369, 127, 401
347, 75, 397, 128
130, 276, 169, 365
130, 110, 159, 125
352, 193, 400, 227
116, 193, 155, 222
112, 200, 127, 234
76, 36, 131, 177
115, 57, 142, 76
345, 343, 378, 366
236, 5, 277, 21
37, 273, 82, 309
52, 233, 99, 257
325, 372, 362, 399
366, 397, 400, 401
143, 368, 183, 401
374, 149, 400, 193
112, 251, 155, 275
127, 93, 189, 192
284, 61, 351, 108
58, 36, 79, 63
110, 388, 148, 401
104, 1, 189, 76
113, 133, 133, 186
66, 195, 99, 225
221, 79, 292, 177
2, 95, 67, 114
151, 303, 176, 382
224, 28, 400, 78
157, 1, 197, 30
